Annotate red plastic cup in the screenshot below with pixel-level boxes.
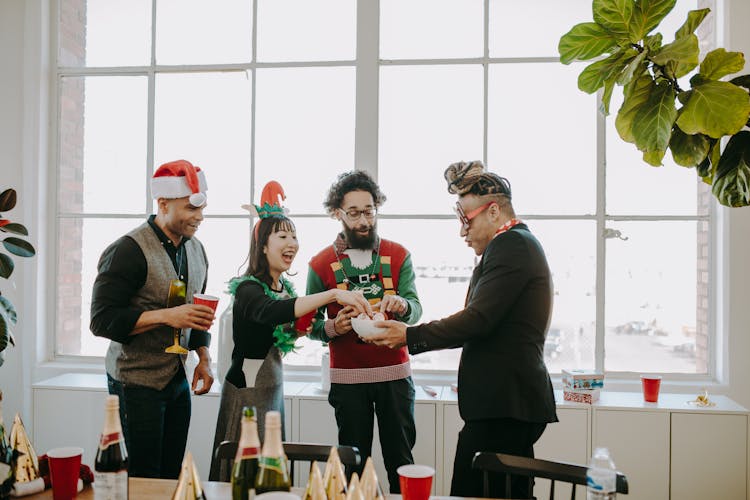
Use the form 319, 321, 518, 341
193, 293, 219, 312
47, 447, 83, 500
641, 375, 662, 402
397, 464, 434, 500
295, 310, 316, 333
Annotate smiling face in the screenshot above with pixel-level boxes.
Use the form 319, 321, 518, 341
263, 223, 299, 279
157, 196, 205, 243
338, 190, 378, 249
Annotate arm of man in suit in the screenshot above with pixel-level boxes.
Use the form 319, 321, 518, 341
370, 232, 530, 352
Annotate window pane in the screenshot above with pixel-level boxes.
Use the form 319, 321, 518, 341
487, 62, 596, 215
532, 220, 596, 373
489, 0, 590, 58
59, 0, 151, 67
379, 65, 483, 214
255, 68, 355, 214
257, 0, 355, 62
380, 0, 483, 59
154, 72, 252, 215
59, 76, 148, 214
156, 0, 252, 65
606, 92, 706, 216
58, 218, 141, 356
605, 221, 702, 374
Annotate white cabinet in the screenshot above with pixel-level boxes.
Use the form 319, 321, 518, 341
671, 413, 747, 500
593, 409, 670, 500
535, 406, 590, 500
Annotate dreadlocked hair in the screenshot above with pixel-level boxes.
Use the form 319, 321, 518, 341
323, 170, 387, 215
444, 160, 512, 199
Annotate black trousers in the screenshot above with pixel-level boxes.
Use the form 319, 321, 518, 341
107, 370, 191, 479
328, 377, 416, 493
451, 417, 547, 499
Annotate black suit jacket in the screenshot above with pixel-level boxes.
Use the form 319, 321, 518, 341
407, 223, 558, 424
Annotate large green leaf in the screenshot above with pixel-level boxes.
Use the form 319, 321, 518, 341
650, 34, 699, 75
676, 80, 750, 138
712, 131, 750, 207
559, 22, 618, 64
0, 295, 16, 323
632, 81, 677, 161
699, 49, 746, 81
2, 237, 35, 258
601, 76, 616, 115
0, 223, 28, 236
644, 33, 663, 52
669, 127, 710, 167
643, 149, 667, 166
578, 48, 637, 94
628, 0, 676, 41
616, 75, 654, 143
0, 189, 16, 212
0, 253, 12, 279
593, 0, 635, 41
617, 50, 648, 86
674, 8, 710, 40
0, 316, 8, 353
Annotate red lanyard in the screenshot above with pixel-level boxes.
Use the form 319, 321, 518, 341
494, 218, 523, 237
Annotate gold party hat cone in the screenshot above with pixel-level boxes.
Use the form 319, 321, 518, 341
9, 414, 39, 482
345, 472, 365, 500
172, 451, 206, 499
303, 460, 326, 500
324, 447, 347, 500
359, 457, 384, 500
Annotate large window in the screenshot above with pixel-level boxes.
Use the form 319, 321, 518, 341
55, 0, 712, 377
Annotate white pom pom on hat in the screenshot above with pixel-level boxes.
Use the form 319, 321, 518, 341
151, 159, 208, 207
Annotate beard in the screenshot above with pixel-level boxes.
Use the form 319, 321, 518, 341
343, 221, 378, 249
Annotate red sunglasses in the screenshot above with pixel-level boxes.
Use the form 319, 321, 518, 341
453, 201, 494, 230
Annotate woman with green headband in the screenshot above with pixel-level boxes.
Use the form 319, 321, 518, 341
209, 181, 372, 481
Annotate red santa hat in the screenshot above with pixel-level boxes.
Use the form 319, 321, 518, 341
151, 160, 208, 207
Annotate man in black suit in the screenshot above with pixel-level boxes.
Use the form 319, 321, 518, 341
369, 160, 558, 499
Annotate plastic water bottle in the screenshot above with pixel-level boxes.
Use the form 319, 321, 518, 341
587, 447, 617, 499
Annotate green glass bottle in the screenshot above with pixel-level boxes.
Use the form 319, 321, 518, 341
254, 411, 290, 494
231, 406, 260, 500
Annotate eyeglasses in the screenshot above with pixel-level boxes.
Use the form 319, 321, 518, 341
453, 201, 494, 230
339, 207, 377, 222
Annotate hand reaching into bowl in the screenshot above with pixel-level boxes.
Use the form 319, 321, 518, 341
373, 294, 408, 317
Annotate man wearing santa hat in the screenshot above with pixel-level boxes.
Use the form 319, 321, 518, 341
90, 159, 215, 479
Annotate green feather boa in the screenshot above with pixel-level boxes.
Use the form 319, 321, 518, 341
227, 275, 300, 356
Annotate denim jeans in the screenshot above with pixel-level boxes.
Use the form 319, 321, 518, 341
107, 370, 191, 479
328, 377, 416, 493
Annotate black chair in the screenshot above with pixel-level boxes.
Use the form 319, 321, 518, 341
472, 452, 629, 499
214, 440, 361, 484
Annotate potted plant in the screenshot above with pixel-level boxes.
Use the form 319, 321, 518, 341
558, 0, 750, 206
0, 188, 35, 367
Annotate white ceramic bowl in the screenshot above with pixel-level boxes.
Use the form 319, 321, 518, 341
351, 317, 386, 338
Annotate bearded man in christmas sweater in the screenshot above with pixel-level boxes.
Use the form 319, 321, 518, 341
306, 170, 422, 493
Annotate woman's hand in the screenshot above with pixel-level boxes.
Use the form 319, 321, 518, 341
334, 289, 373, 317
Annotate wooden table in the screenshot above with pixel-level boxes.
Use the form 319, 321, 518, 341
25, 478, 496, 499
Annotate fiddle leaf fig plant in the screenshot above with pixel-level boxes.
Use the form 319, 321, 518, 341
559, 0, 750, 207
0, 188, 36, 367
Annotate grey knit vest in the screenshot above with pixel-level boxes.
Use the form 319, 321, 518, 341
104, 222, 208, 390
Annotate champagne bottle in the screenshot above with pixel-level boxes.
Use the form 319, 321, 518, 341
254, 411, 290, 494
231, 406, 260, 500
94, 395, 128, 500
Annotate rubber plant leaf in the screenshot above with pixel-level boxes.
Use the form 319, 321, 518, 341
712, 131, 750, 207
699, 48, 746, 81
0, 254, 13, 279
676, 80, 750, 138
558, 22, 617, 64
0, 189, 16, 212
615, 74, 654, 143
669, 126, 710, 167
632, 80, 677, 164
628, 0, 676, 41
2, 237, 35, 258
592, 0, 635, 43
0, 223, 28, 236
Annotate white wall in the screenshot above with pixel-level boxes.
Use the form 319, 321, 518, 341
0, 0, 749, 426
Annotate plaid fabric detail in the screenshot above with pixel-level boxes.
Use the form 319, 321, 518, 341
329, 361, 411, 384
